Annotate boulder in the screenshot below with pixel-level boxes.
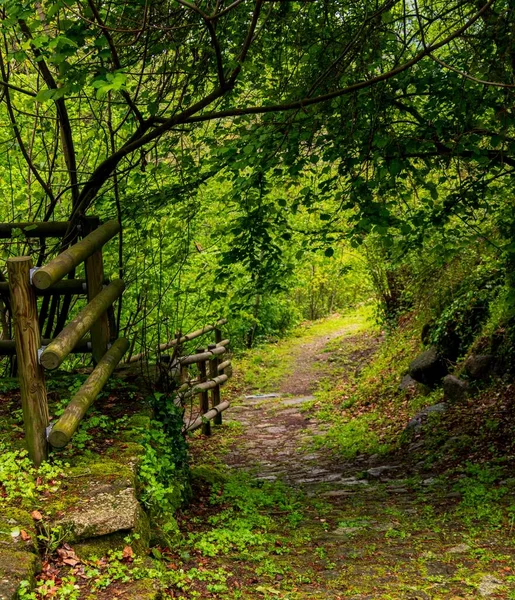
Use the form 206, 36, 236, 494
51, 475, 148, 542
405, 403, 447, 432
409, 347, 447, 386
398, 374, 417, 391
465, 354, 494, 380
442, 375, 468, 403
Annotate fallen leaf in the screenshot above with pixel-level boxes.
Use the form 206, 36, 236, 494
63, 558, 80, 566
20, 530, 31, 541
31, 510, 43, 521
122, 545, 134, 560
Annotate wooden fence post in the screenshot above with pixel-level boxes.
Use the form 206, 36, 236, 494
84, 217, 109, 364
197, 347, 211, 436
7, 257, 49, 466
214, 328, 223, 425
208, 343, 222, 425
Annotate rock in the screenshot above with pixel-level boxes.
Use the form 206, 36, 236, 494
332, 526, 363, 535
443, 375, 468, 402
48, 461, 149, 545
398, 374, 417, 391
465, 354, 494, 380
447, 543, 470, 554
0, 548, 40, 600
478, 574, 502, 597
364, 465, 400, 480
405, 403, 447, 431
409, 347, 447, 386
52, 481, 148, 543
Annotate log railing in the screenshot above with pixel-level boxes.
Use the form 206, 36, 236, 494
166, 324, 232, 435
2, 219, 127, 465
1, 217, 232, 463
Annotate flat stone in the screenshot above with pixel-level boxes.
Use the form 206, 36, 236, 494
365, 466, 400, 480
425, 561, 456, 576
320, 490, 355, 497
447, 543, 470, 554
51, 473, 147, 542
478, 575, 502, 597
0, 548, 40, 600
280, 396, 315, 406
332, 526, 363, 535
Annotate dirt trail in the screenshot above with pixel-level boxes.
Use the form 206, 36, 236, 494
225, 328, 380, 486
187, 320, 515, 599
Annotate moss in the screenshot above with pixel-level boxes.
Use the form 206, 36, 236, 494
0, 508, 36, 553
113, 579, 162, 599
190, 464, 228, 486
67, 456, 135, 484
126, 415, 152, 430
0, 548, 40, 597
106, 441, 146, 471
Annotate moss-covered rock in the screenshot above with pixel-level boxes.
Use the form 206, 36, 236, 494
0, 508, 37, 554
106, 441, 146, 472
73, 508, 150, 559
0, 548, 39, 600
50, 475, 146, 542
190, 464, 228, 485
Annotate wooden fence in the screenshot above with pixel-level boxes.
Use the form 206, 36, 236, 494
2, 218, 125, 465
126, 318, 232, 435
1, 218, 232, 464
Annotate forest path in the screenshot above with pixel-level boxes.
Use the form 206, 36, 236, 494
183, 311, 513, 600
224, 314, 381, 487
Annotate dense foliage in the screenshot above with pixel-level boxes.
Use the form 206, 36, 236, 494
0, 0, 512, 355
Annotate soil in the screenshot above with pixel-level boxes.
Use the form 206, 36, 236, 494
184, 323, 515, 599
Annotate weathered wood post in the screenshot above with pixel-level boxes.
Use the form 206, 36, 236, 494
6, 257, 49, 465
84, 217, 110, 364
208, 343, 222, 426
214, 328, 223, 425
197, 347, 211, 436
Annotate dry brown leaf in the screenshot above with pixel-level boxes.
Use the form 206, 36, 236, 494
31, 510, 43, 520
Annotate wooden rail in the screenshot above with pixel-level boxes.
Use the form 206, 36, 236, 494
127, 318, 228, 363
0, 221, 70, 238
40, 279, 124, 370
32, 219, 120, 290
0, 279, 88, 296
0, 337, 91, 356
48, 338, 129, 448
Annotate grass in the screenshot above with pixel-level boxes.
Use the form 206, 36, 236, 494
228, 305, 376, 396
